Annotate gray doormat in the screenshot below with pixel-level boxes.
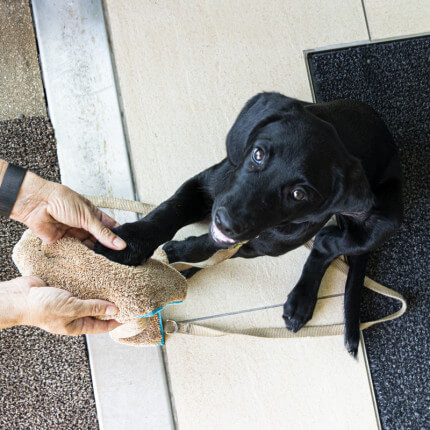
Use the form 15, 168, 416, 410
307, 35, 430, 429
0, 117, 98, 429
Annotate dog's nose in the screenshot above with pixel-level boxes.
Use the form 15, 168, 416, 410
214, 207, 236, 236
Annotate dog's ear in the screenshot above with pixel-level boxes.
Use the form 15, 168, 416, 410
226, 92, 301, 165
332, 157, 374, 214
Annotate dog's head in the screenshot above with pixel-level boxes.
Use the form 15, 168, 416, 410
210, 92, 374, 245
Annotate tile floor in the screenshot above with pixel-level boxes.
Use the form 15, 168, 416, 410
103, 1, 377, 429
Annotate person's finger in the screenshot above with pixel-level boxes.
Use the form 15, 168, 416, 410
98, 209, 120, 229
71, 298, 119, 318
67, 317, 122, 335
32, 222, 66, 244
82, 238, 95, 249
20, 276, 47, 288
85, 215, 126, 250
64, 228, 91, 241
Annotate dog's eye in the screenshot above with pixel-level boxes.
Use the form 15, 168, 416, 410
252, 148, 265, 164
292, 189, 305, 200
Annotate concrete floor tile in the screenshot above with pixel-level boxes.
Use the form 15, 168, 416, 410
165, 333, 378, 430
364, 0, 430, 40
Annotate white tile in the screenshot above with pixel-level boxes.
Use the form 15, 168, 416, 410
165, 333, 379, 430
31, 1, 173, 429
364, 0, 430, 39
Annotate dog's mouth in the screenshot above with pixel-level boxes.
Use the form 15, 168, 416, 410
210, 222, 236, 246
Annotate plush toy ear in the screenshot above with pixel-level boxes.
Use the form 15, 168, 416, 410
226, 92, 302, 165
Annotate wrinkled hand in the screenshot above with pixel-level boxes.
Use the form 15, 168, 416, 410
1, 277, 121, 335
10, 171, 127, 251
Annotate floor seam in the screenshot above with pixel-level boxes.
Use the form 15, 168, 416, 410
101, 1, 141, 206
176, 293, 345, 324
361, 0, 372, 40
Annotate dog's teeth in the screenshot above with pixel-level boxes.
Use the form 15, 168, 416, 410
211, 223, 234, 244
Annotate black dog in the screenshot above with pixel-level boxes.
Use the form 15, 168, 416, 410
95, 92, 402, 356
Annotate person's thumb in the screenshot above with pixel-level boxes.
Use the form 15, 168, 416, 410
72, 298, 119, 318
86, 216, 127, 250
67, 317, 122, 335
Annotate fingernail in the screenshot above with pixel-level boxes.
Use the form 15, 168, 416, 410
106, 305, 118, 315
113, 237, 127, 249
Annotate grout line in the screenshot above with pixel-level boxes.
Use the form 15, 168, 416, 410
101, 2, 177, 428
160, 346, 179, 430
361, 0, 372, 41
28, 1, 49, 118
360, 331, 383, 430
177, 293, 345, 324
101, 1, 141, 208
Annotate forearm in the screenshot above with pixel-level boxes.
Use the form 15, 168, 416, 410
0, 158, 50, 225
0, 280, 27, 330
10, 171, 49, 224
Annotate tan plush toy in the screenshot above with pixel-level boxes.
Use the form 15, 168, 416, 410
13, 229, 187, 346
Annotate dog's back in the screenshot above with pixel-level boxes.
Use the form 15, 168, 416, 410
306, 100, 400, 188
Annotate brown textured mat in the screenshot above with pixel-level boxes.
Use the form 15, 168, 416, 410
0, 0, 46, 120
0, 117, 98, 429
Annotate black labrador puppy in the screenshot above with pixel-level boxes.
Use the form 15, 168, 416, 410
95, 92, 403, 356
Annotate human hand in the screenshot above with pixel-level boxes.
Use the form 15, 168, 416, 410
10, 170, 126, 250
0, 276, 121, 335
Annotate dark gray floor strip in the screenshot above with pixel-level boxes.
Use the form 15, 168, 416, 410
307, 35, 430, 430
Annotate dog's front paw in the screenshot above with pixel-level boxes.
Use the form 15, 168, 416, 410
344, 325, 360, 358
283, 287, 317, 333
163, 240, 184, 264
94, 222, 159, 266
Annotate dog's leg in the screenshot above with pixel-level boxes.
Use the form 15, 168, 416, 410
163, 234, 225, 279
163, 234, 223, 263
283, 225, 342, 333
283, 206, 398, 342
344, 253, 368, 357
94, 175, 212, 265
